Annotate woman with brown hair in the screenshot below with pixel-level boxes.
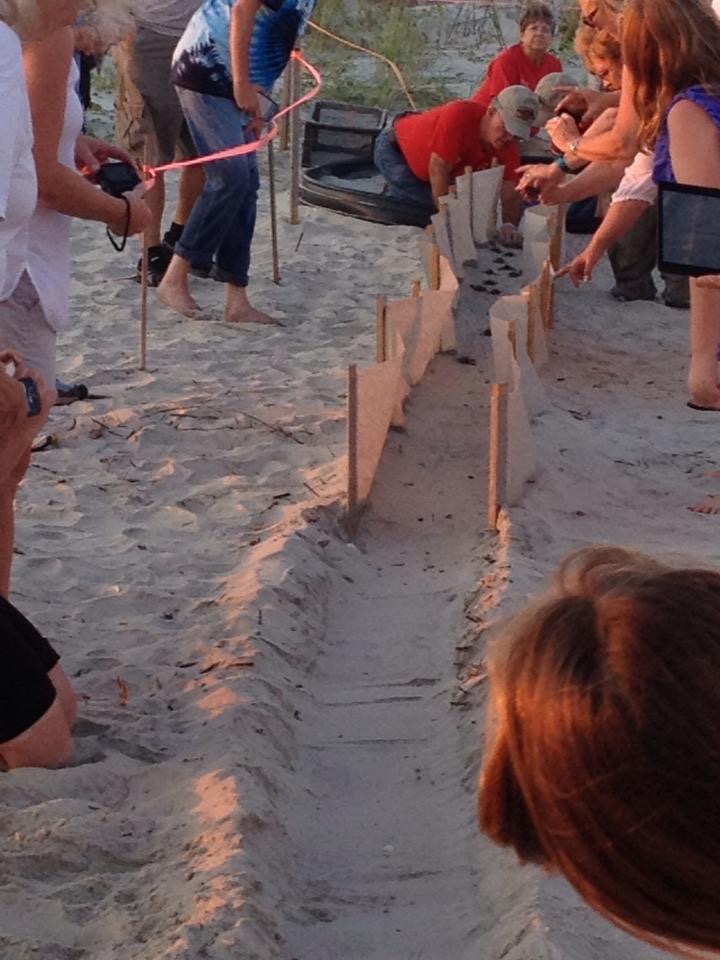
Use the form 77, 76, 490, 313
479, 545, 720, 955
540, 0, 720, 410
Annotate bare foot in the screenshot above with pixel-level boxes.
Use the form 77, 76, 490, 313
224, 284, 284, 326
690, 494, 720, 514
157, 279, 201, 318
688, 362, 720, 410
225, 305, 284, 326
157, 254, 201, 318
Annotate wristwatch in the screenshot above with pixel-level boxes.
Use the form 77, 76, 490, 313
555, 155, 572, 173
568, 137, 581, 156
19, 376, 41, 417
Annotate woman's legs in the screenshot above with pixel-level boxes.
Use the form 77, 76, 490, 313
687, 279, 720, 407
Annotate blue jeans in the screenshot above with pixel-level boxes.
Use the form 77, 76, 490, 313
175, 88, 260, 287
373, 129, 434, 207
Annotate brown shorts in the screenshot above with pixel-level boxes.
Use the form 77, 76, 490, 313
114, 25, 196, 168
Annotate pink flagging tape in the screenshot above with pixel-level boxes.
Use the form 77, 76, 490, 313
144, 50, 323, 183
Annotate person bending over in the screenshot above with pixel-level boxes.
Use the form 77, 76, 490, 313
480, 545, 720, 957
374, 86, 540, 248
473, 2, 562, 108
555, 150, 689, 307
159, 0, 316, 325
113, 0, 205, 286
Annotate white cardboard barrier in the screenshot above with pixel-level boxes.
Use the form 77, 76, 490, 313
347, 349, 407, 519
489, 295, 547, 418
471, 167, 503, 244
431, 210, 453, 273
523, 205, 552, 283
446, 192, 476, 270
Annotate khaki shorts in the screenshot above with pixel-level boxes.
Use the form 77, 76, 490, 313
114, 25, 196, 168
0, 272, 56, 388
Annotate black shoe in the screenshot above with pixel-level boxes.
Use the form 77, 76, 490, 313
136, 245, 172, 287
663, 293, 690, 309
55, 380, 89, 405
610, 284, 656, 303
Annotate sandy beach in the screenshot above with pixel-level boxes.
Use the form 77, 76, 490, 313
4, 8, 715, 957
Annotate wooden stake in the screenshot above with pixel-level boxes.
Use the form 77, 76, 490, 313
289, 52, 302, 225
411, 279, 422, 297
139, 145, 149, 371
540, 259, 554, 330
375, 295, 387, 363
279, 66, 291, 151
487, 382, 509, 531
464, 164, 474, 230
507, 318, 517, 359
347, 364, 359, 521
268, 139, 281, 284
430, 243, 440, 291
549, 203, 565, 271
527, 282, 542, 364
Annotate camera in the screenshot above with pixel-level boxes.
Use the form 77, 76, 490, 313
95, 161, 141, 198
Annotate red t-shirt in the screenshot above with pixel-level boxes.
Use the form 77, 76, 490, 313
473, 44, 563, 108
395, 100, 521, 185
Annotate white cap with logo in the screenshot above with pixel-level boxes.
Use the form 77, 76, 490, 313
492, 85, 541, 140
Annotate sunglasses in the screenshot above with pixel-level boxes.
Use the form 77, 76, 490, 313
581, 7, 599, 26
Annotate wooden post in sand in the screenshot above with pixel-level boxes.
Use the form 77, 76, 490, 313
411, 279, 422, 298
139, 146, 149, 371
526, 283, 541, 364
540, 259, 554, 330
549, 203, 565, 271
376, 295, 387, 363
279, 66, 291, 151
487, 383, 508, 531
426, 225, 441, 290
289, 52, 302, 225
268, 139, 281, 284
464, 165, 474, 225
347, 364, 359, 522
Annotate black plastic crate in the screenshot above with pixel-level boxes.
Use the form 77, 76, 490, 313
302, 99, 388, 168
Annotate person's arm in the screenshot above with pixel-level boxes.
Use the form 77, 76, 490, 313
230, 0, 263, 116
428, 153, 451, 207
546, 66, 640, 164
500, 180, 523, 225
554, 86, 620, 127
539, 158, 626, 204
557, 198, 651, 285
24, 28, 148, 235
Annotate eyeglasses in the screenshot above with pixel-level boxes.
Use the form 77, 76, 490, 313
581, 7, 599, 27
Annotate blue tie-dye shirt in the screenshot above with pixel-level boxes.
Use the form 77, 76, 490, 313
172, 0, 316, 100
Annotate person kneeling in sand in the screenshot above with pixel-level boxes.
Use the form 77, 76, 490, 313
480, 545, 720, 957
159, 0, 317, 325
0, 357, 76, 769
374, 86, 540, 248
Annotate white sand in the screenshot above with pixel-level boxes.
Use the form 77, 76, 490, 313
3, 23, 707, 960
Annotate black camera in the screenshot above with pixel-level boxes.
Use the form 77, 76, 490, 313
95, 161, 141, 198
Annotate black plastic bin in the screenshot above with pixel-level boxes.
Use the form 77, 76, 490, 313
302, 99, 389, 168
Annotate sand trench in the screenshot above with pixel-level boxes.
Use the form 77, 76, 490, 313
281, 356, 491, 959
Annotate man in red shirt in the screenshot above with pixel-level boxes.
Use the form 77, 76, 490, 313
374, 85, 539, 246
474, 2, 563, 109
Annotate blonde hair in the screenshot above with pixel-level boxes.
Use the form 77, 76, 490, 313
0, 0, 38, 38
76, 0, 136, 49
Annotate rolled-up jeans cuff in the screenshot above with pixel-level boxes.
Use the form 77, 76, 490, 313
173, 243, 212, 273
212, 264, 248, 287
